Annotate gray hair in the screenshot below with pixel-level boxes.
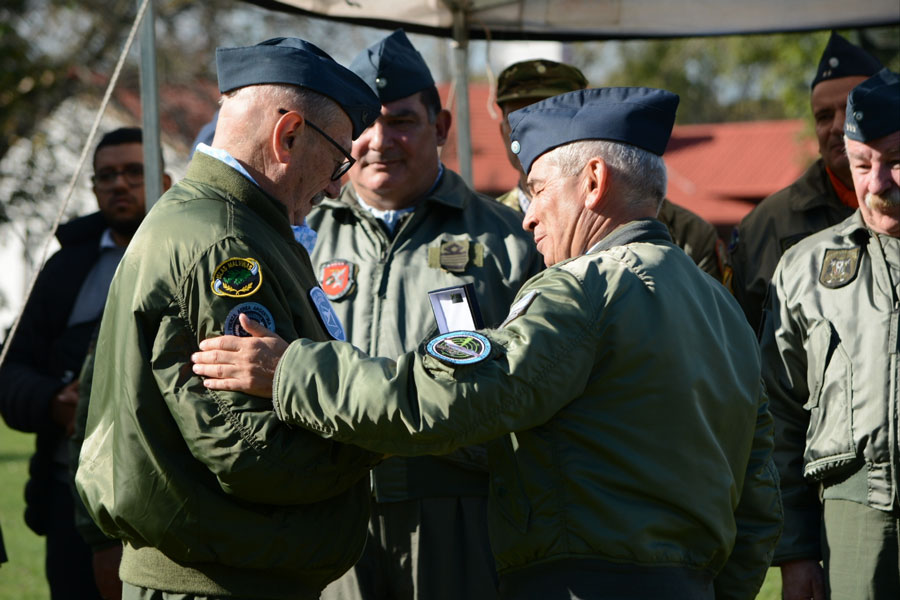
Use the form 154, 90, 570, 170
543, 139, 667, 212
223, 84, 345, 130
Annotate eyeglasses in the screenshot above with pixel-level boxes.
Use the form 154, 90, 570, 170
92, 164, 144, 188
279, 108, 355, 181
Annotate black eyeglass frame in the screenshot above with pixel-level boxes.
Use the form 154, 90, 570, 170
278, 108, 355, 181
91, 164, 145, 188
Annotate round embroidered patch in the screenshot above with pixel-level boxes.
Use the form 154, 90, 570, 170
426, 331, 492, 366
224, 302, 275, 337
212, 257, 262, 298
320, 259, 356, 300
309, 286, 346, 341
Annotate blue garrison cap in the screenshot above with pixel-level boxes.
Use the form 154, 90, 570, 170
349, 29, 435, 104
508, 87, 679, 175
811, 32, 882, 89
845, 69, 900, 142
216, 37, 380, 139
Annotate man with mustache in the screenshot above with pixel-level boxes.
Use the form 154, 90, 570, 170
306, 29, 543, 600
761, 68, 900, 599
0, 127, 170, 599
730, 32, 882, 331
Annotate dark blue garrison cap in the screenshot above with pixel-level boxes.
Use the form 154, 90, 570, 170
845, 69, 900, 142
350, 29, 435, 104
811, 32, 882, 89
216, 37, 380, 139
508, 87, 679, 175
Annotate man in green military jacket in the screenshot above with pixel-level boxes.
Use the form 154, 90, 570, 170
495, 58, 727, 281
308, 30, 544, 600
74, 38, 383, 600
761, 69, 900, 600
730, 32, 882, 331
194, 86, 782, 600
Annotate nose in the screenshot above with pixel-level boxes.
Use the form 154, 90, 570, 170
324, 178, 343, 199
366, 120, 390, 153
868, 163, 895, 196
831, 107, 846, 136
522, 201, 537, 233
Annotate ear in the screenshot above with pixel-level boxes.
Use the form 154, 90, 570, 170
434, 109, 452, 147
583, 157, 609, 212
162, 172, 173, 192
272, 110, 304, 164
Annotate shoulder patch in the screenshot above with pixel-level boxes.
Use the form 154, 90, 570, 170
309, 286, 346, 341
212, 257, 262, 298
819, 247, 861, 288
224, 302, 275, 336
320, 259, 356, 300
499, 290, 540, 328
426, 331, 491, 366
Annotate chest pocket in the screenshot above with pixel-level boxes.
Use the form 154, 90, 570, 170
802, 319, 856, 480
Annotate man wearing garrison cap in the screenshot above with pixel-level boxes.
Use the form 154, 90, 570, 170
761, 68, 900, 600
495, 59, 729, 282
193, 86, 782, 600
730, 31, 883, 331
303, 29, 542, 600
74, 38, 383, 599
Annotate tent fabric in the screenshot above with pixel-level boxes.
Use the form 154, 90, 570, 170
246, 0, 900, 41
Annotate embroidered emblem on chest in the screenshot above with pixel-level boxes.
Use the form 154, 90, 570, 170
320, 259, 356, 300
819, 247, 861, 288
425, 331, 492, 365
211, 257, 262, 298
223, 302, 275, 337
309, 286, 346, 341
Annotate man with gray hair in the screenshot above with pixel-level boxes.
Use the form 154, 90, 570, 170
74, 38, 382, 600
193, 86, 782, 599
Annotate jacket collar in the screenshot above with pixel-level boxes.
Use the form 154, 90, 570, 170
588, 217, 673, 254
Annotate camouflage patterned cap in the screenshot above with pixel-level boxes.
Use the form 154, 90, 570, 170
496, 59, 588, 105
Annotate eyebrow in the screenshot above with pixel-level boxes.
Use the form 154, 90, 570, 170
382, 108, 420, 119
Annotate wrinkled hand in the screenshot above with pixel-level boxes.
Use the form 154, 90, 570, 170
50, 380, 79, 437
780, 559, 825, 600
191, 313, 288, 398
92, 543, 123, 600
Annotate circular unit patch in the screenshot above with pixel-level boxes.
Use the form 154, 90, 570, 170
212, 257, 262, 298
224, 302, 275, 337
426, 331, 492, 366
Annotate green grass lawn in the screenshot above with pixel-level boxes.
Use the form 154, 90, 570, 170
0, 420, 49, 599
0, 418, 783, 598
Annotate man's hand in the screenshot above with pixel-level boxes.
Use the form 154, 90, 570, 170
191, 313, 288, 398
50, 380, 79, 437
780, 559, 825, 600
92, 543, 123, 600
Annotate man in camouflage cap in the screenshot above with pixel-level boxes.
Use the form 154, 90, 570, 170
761, 67, 900, 600
730, 31, 883, 331
495, 59, 728, 281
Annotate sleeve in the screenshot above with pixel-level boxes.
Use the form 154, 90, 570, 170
730, 221, 767, 333
158, 237, 379, 505
0, 257, 69, 433
272, 269, 600, 456
759, 265, 822, 563
713, 381, 783, 600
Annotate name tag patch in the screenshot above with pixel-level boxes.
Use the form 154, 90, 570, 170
309, 286, 346, 341
224, 302, 275, 337
212, 257, 262, 298
426, 331, 491, 366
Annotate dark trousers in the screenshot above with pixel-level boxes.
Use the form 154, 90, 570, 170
45, 477, 101, 600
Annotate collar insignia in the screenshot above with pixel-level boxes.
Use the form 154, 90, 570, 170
819, 247, 861, 288
426, 331, 491, 366
212, 257, 262, 298
320, 259, 356, 301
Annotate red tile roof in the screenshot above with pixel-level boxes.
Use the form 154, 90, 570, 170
438, 83, 818, 228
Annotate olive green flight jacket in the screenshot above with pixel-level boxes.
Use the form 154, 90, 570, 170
761, 210, 899, 563
272, 219, 782, 600
307, 169, 543, 502
75, 153, 378, 599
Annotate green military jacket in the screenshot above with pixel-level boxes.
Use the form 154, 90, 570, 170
731, 159, 854, 332
75, 153, 378, 599
307, 169, 544, 502
497, 189, 724, 280
273, 219, 782, 600
761, 210, 899, 563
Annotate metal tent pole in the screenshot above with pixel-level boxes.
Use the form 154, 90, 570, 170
138, 0, 163, 209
